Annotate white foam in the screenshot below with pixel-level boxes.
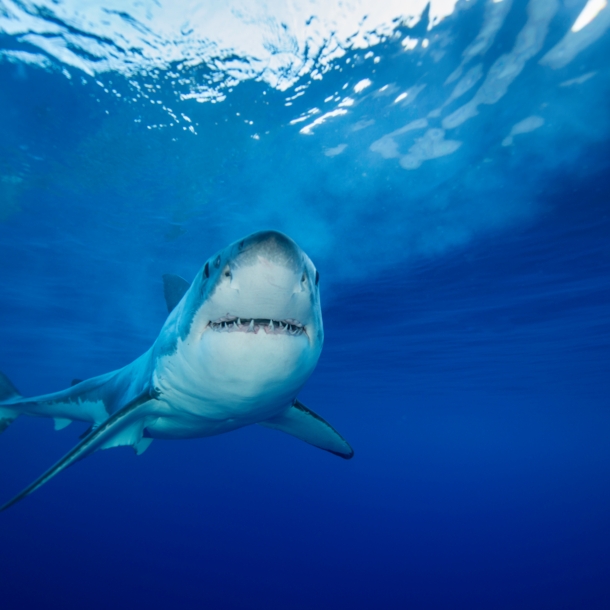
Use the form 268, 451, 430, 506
399, 129, 461, 170
353, 79, 372, 93
572, 0, 607, 32
559, 72, 596, 87
445, 0, 513, 84
540, 0, 610, 69
299, 109, 348, 135
324, 144, 347, 157
0, 49, 52, 68
443, 0, 558, 130
0, 0, 459, 94
501, 115, 544, 146
370, 119, 429, 159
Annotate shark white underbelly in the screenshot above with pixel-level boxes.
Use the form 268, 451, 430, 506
0, 231, 353, 511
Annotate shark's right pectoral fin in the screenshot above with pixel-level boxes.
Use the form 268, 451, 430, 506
0, 389, 157, 512
259, 400, 354, 460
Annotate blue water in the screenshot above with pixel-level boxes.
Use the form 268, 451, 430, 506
1, 1, 609, 608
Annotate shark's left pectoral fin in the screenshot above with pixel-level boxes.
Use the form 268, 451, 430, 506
0, 389, 157, 512
259, 400, 354, 460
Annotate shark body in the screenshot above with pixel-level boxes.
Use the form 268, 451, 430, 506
0, 231, 353, 510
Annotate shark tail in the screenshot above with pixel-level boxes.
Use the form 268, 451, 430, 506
0, 371, 22, 434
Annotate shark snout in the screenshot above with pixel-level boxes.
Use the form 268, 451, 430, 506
236, 230, 302, 272
229, 231, 314, 300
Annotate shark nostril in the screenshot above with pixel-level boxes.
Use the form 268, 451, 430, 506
203, 262, 210, 279
315, 270, 319, 286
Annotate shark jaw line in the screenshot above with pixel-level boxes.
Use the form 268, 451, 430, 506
207, 316, 307, 337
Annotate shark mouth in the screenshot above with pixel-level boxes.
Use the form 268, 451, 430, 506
208, 316, 306, 336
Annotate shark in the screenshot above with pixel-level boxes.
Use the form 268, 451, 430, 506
0, 230, 353, 511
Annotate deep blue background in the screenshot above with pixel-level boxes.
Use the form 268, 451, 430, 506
1, 1, 610, 608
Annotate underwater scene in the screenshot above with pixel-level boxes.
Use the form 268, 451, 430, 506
1, 0, 609, 608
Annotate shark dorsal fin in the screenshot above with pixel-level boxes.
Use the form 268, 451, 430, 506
162, 274, 190, 313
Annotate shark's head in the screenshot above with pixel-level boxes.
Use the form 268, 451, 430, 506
198, 230, 322, 340
167, 231, 323, 407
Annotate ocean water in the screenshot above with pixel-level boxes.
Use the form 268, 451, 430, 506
1, 0, 609, 608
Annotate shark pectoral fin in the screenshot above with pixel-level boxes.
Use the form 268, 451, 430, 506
259, 400, 354, 460
162, 274, 190, 313
0, 389, 157, 512
53, 418, 72, 431
133, 437, 153, 455
99, 421, 151, 454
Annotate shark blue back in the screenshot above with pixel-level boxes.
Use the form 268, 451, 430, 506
0, 231, 352, 511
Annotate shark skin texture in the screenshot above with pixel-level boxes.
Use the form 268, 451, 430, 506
0, 231, 353, 511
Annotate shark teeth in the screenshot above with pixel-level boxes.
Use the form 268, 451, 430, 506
208, 317, 305, 336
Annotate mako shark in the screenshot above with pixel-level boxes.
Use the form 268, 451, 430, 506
0, 230, 353, 511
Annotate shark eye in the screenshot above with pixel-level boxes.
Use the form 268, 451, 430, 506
203, 262, 210, 279
315, 270, 320, 286
223, 265, 231, 279
301, 272, 307, 283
